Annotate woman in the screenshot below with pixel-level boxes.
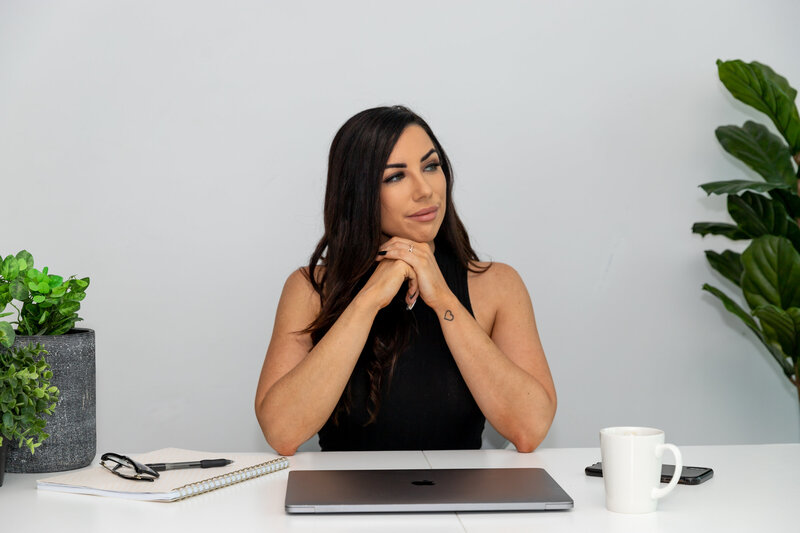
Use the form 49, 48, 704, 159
255, 106, 556, 455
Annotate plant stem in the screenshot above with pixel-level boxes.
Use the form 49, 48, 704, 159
796, 160, 800, 227
9, 301, 21, 323
795, 359, 800, 405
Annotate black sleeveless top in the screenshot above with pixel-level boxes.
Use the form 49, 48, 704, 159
318, 244, 485, 451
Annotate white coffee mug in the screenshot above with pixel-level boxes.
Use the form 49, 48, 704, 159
599, 427, 682, 514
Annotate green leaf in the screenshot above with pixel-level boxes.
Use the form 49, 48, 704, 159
702, 284, 759, 329
715, 122, 797, 186
49, 321, 76, 336
705, 250, 743, 287
752, 305, 800, 360
717, 59, 800, 154
769, 189, 800, 219
47, 275, 63, 287
1, 256, 19, 281
700, 180, 791, 196
9, 279, 29, 300
49, 285, 67, 298
0, 285, 11, 309
692, 222, 749, 240
0, 322, 14, 348
703, 283, 794, 375
29, 269, 44, 283
741, 235, 800, 310
727, 192, 800, 249
758, 61, 798, 99
2, 412, 12, 428
32, 295, 45, 304
15, 251, 33, 271
58, 301, 80, 315
64, 291, 86, 302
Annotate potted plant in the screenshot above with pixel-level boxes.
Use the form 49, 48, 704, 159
0, 250, 95, 472
0, 342, 59, 486
693, 59, 800, 403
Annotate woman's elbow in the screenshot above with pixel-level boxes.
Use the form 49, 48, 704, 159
269, 439, 299, 457
512, 397, 556, 453
254, 399, 300, 456
509, 431, 545, 453
513, 441, 537, 453
261, 422, 301, 456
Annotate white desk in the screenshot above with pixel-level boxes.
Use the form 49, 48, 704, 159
1, 444, 797, 533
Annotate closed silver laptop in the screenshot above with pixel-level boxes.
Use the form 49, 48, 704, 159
285, 467, 574, 513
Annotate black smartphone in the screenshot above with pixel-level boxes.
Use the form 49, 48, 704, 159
585, 462, 714, 485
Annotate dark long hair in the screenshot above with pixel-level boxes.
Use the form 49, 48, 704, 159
303, 105, 488, 424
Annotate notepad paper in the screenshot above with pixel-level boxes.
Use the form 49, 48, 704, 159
36, 448, 289, 502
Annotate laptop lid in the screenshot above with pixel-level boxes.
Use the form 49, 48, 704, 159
285, 468, 574, 513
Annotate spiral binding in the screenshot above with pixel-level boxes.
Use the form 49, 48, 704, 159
173, 457, 289, 501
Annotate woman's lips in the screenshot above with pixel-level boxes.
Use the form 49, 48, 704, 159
407, 206, 438, 222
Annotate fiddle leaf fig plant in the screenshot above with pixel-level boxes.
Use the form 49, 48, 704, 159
0, 342, 59, 453
0, 250, 90, 348
693, 59, 800, 403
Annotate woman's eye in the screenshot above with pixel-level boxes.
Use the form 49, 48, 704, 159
383, 162, 439, 183
383, 173, 404, 183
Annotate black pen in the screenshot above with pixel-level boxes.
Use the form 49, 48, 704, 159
146, 459, 234, 472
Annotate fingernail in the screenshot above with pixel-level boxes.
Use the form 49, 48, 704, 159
377, 250, 387, 256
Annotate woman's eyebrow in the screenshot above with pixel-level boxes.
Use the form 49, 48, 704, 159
385, 148, 438, 169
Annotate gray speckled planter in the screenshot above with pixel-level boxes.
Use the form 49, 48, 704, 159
5, 328, 95, 473
0, 437, 8, 486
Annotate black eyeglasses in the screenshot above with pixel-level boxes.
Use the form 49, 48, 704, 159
100, 452, 160, 482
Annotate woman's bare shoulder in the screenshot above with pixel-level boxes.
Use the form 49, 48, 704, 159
468, 261, 523, 288
294, 265, 325, 284
467, 261, 528, 334
282, 266, 323, 308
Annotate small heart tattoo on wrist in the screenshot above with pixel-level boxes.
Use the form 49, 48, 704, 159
443, 310, 454, 321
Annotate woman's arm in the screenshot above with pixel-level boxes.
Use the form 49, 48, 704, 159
376, 239, 556, 452
435, 262, 556, 452
254, 260, 417, 455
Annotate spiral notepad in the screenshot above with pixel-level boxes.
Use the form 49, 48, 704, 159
36, 448, 289, 502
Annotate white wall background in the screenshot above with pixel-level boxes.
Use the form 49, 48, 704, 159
1, 0, 798, 454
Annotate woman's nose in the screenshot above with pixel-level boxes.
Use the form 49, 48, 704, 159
411, 172, 433, 200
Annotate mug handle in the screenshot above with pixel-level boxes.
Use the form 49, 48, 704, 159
651, 443, 682, 500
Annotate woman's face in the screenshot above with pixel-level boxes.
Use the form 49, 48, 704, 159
379, 124, 447, 246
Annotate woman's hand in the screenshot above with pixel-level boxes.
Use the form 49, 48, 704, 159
374, 238, 453, 311
356, 253, 418, 311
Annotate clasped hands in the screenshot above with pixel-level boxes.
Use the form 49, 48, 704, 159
363, 237, 452, 313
